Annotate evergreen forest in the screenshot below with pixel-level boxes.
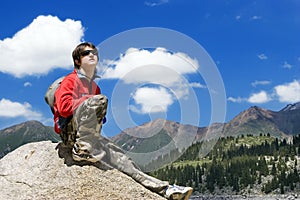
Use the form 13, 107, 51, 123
151, 134, 300, 195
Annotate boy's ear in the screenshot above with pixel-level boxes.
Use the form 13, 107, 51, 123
75, 59, 81, 66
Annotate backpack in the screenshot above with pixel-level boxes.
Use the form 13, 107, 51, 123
44, 76, 65, 114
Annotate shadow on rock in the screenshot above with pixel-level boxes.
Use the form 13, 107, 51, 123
55, 142, 113, 170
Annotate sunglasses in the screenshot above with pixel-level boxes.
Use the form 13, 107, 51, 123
80, 49, 98, 57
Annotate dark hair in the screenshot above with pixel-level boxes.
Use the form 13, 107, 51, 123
72, 42, 98, 69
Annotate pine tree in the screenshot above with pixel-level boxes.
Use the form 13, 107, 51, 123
258, 157, 269, 176
232, 175, 240, 192
258, 172, 262, 184
271, 163, 276, 176
280, 184, 285, 194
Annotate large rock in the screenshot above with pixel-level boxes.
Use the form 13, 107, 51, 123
0, 141, 166, 200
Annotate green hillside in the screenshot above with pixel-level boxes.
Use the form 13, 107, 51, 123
0, 121, 60, 158
151, 134, 300, 195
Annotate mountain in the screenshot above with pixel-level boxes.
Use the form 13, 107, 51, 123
113, 118, 224, 152
112, 118, 225, 171
223, 103, 300, 138
1, 102, 299, 169
112, 118, 205, 171
0, 141, 165, 200
113, 103, 300, 153
112, 103, 300, 170
113, 118, 200, 153
280, 102, 300, 112
223, 106, 285, 137
0, 120, 60, 158
276, 102, 300, 135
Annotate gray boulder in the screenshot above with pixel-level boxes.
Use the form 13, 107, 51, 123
0, 141, 165, 200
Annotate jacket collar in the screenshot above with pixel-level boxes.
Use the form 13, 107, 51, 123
75, 69, 101, 81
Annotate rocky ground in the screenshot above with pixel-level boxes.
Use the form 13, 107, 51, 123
190, 194, 299, 200
0, 141, 165, 200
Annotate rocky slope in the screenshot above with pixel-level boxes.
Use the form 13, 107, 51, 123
112, 118, 205, 171
223, 103, 300, 137
113, 118, 200, 152
222, 106, 286, 138
111, 103, 300, 171
113, 103, 300, 153
0, 141, 165, 200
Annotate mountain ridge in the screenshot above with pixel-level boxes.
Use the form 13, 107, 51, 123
0, 120, 60, 158
112, 103, 300, 170
223, 103, 300, 137
1, 102, 299, 164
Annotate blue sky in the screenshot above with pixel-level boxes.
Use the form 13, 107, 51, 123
0, 0, 299, 137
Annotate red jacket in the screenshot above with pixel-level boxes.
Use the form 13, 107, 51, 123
53, 69, 101, 133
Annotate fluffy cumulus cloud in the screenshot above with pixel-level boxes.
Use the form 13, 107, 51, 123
229, 91, 271, 104
0, 15, 84, 77
248, 91, 271, 103
229, 80, 300, 105
0, 98, 42, 119
274, 80, 300, 103
101, 47, 202, 114
102, 47, 199, 82
130, 87, 173, 114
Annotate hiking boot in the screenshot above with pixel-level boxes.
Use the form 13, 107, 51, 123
72, 148, 98, 163
165, 185, 193, 200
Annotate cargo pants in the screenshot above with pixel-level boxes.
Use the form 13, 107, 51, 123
62, 94, 169, 195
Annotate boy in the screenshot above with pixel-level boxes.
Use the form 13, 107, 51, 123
53, 42, 193, 200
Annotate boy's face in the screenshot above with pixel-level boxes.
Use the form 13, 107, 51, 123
79, 46, 98, 69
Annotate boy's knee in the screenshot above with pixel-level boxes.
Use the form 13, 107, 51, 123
88, 95, 108, 107
94, 94, 108, 105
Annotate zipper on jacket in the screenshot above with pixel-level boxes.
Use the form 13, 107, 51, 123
89, 82, 92, 94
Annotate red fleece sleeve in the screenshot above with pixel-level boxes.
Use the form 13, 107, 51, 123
55, 76, 92, 118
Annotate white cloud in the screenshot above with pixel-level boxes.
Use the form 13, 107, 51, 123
229, 80, 300, 105
24, 82, 32, 87
251, 15, 262, 20
227, 96, 246, 103
274, 80, 300, 103
282, 61, 292, 69
101, 47, 199, 114
257, 54, 268, 60
0, 98, 42, 119
130, 87, 173, 114
248, 91, 271, 103
251, 80, 271, 87
145, 0, 169, 7
0, 15, 84, 77
101, 47, 198, 82
228, 91, 271, 104
189, 82, 207, 89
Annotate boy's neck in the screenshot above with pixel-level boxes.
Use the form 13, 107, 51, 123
79, 67, 95, 80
